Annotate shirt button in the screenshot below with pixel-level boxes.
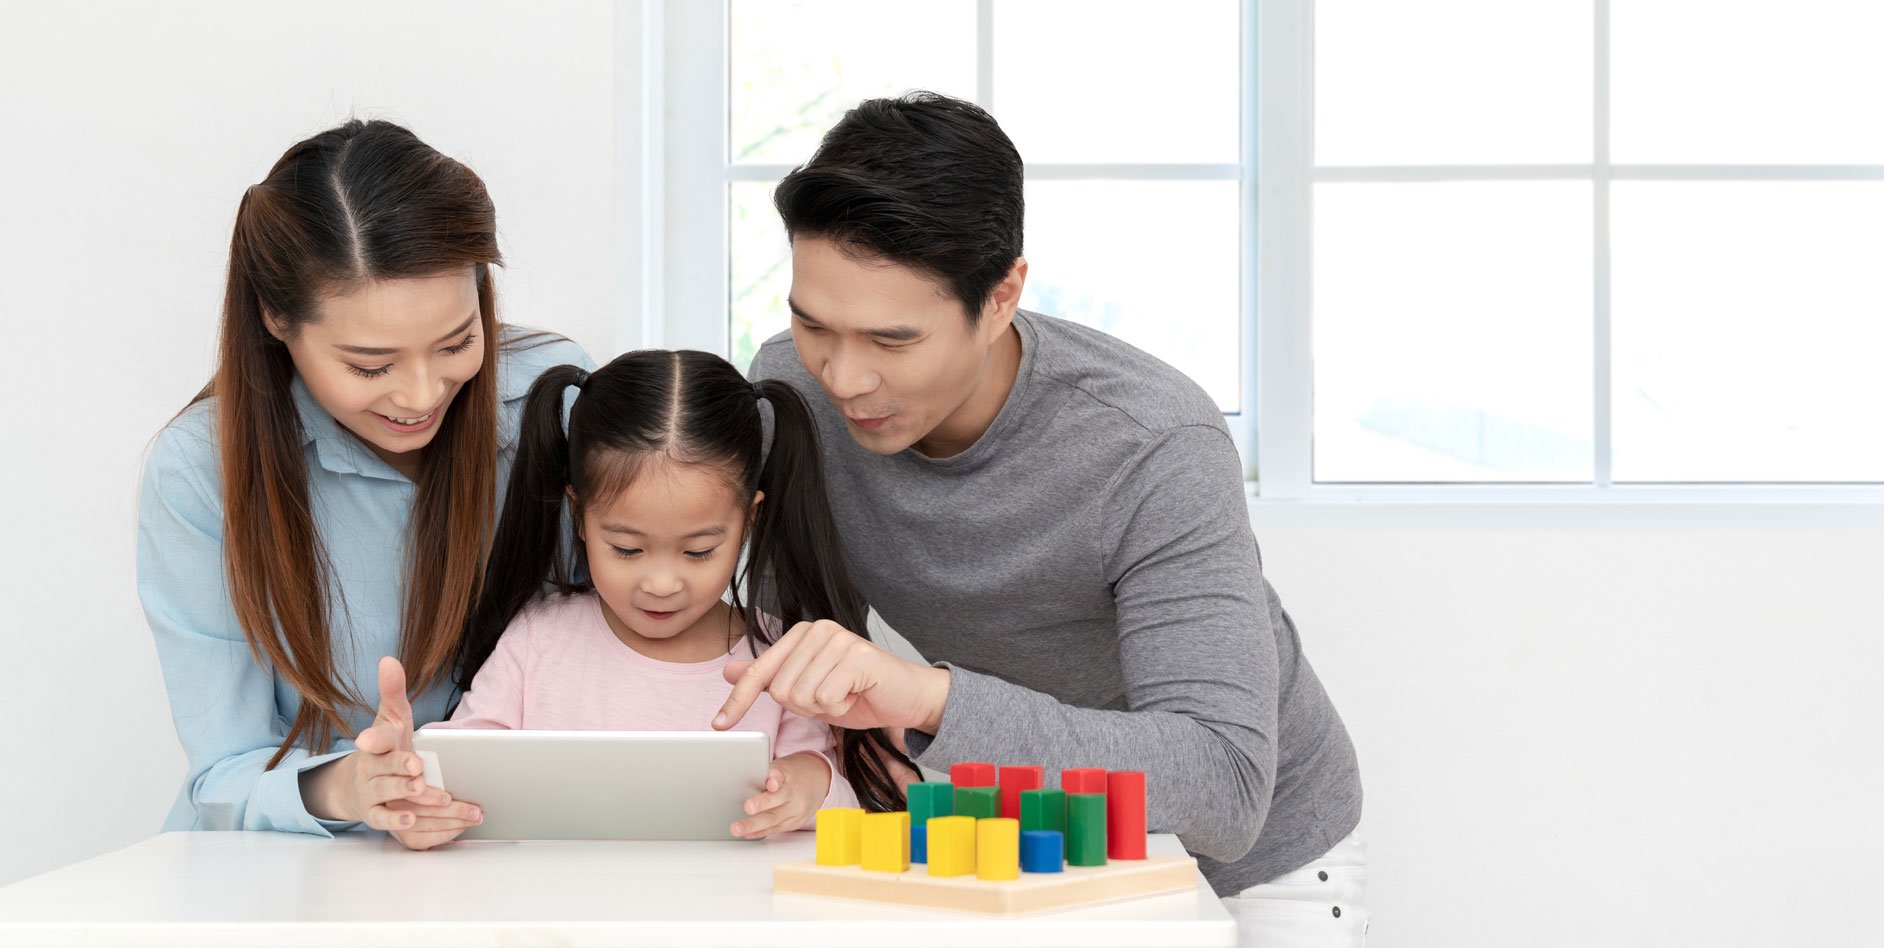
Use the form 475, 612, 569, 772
1318, 870, 1329, 882
1333, 906, 1342, 918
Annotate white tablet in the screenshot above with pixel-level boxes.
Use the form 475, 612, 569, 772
410, 729, 770, 841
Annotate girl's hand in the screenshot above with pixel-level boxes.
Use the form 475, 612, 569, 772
731, 751, 831, 839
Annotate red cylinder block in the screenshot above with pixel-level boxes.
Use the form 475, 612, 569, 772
951, 761, 997, 788
1105, 770, 1147, 859
1061, 767, 1107, 795
998, 765, 1044, 820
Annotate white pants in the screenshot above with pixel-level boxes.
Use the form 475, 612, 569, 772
1221, 829, 1369, 948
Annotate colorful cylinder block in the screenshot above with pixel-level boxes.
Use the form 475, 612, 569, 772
911, 822, 928, 864
1106, 770, 1148, 859
926, 815, 978, 877
1066, 793, 1108, 866
955, 784, 999, 820
976, 818, 1020, 881
907, 781, 955, 825
814, 807, 864, 866
1061, 767, 1107, 795
1020, 829, 1065, 873
951, 761, 997, 787
998, 765, 1044, 820
861, 811, 911, 873
1019, 787, 1067, 835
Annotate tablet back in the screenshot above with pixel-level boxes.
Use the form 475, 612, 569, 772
411, 729, 770, 841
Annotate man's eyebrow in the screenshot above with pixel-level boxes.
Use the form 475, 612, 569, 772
786, 298, 921, 342
332, 313, 478, 356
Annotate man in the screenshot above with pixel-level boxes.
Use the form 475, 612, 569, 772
715, 92, 1365, 944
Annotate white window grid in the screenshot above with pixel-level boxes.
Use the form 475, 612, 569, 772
646, 0, 1260, 465
1258, 0, 1884, 502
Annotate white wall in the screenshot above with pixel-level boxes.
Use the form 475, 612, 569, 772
0, 0, 626, 885
1251, 503, 1884, 948
3, 6, 1882, 948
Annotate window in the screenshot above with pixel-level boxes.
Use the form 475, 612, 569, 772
1260, 0, 1884, 493
661, 0, 1253, 423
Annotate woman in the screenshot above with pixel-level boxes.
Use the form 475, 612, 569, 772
136, 119, 589, 850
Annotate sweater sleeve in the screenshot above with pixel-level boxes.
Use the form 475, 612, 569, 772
904, 425, 1276, 863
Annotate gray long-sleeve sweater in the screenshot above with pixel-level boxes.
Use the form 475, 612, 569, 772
750, 310, 1362, 896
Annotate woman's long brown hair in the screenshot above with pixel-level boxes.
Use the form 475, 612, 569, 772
190, 120, 503, 768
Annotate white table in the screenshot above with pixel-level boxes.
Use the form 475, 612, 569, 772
0, 831, 1235, 947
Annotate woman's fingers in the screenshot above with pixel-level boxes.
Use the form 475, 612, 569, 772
386, 799, 481, 824
373, 657, 414, 744
364, 802, 416, 832
364, 772, 430, 806
391, 827, 466, 851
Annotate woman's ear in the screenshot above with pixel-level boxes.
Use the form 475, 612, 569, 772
565, 485, 585, 541
261, 309, 291, 343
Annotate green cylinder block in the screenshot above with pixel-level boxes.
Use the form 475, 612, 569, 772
1066, 792, 1108, 866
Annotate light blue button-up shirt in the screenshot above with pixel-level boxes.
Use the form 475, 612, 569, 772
136, 329, 592, 835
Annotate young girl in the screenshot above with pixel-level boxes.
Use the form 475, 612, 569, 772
433, 349, 912, 840
137, 119, 590, 850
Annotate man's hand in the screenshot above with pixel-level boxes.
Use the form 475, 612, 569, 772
712, 620, 950, 734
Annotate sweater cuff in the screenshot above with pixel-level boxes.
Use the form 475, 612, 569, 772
903, 661, 990, 769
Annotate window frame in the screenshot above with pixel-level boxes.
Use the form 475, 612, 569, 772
1257, 0, 1884, 502
656, 0, 1261, 470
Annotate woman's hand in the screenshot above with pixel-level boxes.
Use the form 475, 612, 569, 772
731, 751, 832, 839
301, 657, 481, 849
713, 620, 951, 735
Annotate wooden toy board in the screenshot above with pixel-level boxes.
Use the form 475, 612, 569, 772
773, 855, 1199, 915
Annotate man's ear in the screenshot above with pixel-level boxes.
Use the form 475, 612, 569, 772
977, 256, 1028, 342
565, 485, 585, 541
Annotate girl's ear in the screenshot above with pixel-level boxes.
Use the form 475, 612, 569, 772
565, 485, 584, 541
747, 489, 764, 529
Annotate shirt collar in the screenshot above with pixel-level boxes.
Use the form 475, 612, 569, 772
292, 375, 407, 481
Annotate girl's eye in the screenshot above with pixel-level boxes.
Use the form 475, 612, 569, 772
443, 332, 478, 355
684, 549, 716, 561
610, 546, 642, 559
348, 364, 393, 379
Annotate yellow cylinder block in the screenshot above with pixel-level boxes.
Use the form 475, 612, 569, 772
976, 818, 1020, 881
925, 815, 978, 877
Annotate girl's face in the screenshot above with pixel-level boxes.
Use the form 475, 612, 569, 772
574, 458, 762, 651
269, 270, 485, 475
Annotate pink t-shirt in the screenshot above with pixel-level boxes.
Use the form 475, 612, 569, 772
428, 593, 859, 811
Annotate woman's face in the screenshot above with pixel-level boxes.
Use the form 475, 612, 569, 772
270, 270, 485, 473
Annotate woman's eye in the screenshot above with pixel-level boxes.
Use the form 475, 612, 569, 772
443, 333, 478, 355
348, 364, 393, 379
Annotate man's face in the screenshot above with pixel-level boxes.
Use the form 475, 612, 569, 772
786, 237, 1019, 456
